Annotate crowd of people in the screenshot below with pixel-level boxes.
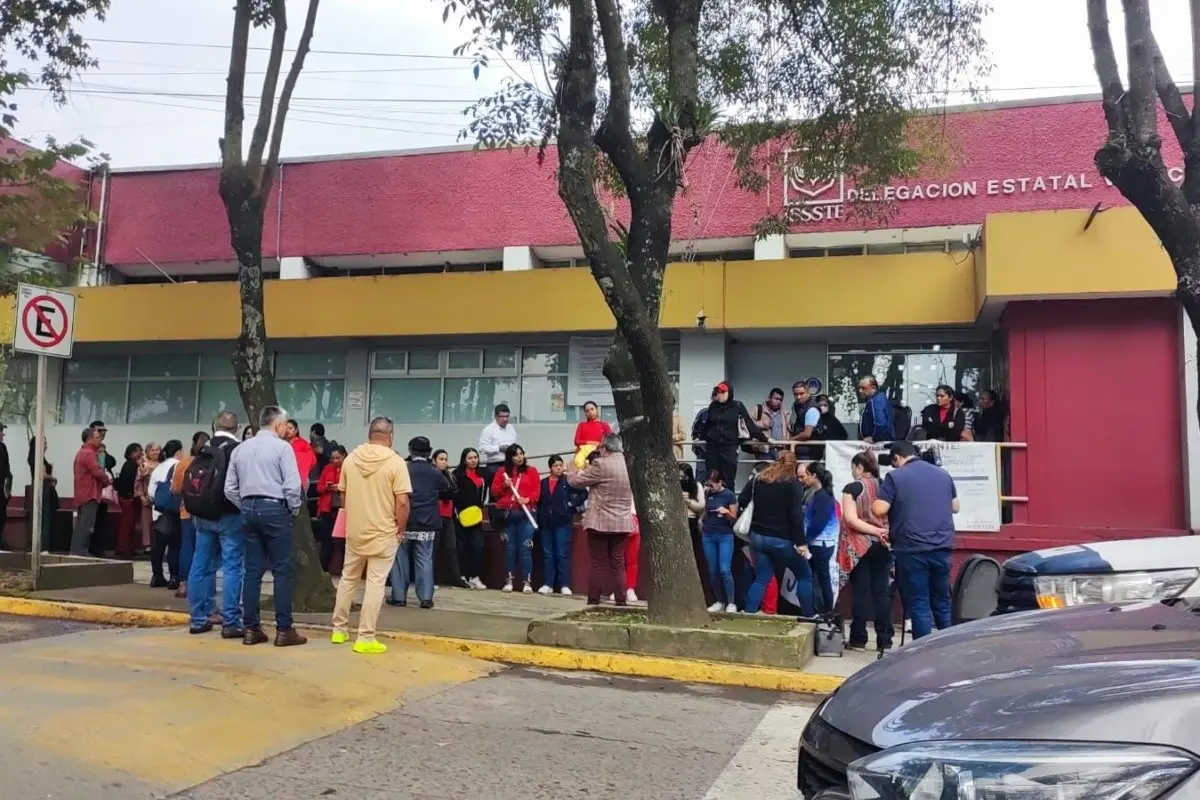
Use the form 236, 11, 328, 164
0, 370, 979, 655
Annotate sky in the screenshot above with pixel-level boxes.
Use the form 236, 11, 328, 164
8, 0, 1197, 169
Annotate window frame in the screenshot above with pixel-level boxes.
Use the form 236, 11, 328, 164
367, 342, 680, 425
58, 351, 349, 426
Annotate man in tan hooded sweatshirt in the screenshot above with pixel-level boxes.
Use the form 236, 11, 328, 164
331, 416, 412, 654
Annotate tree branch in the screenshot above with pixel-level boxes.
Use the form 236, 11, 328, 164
246, 0, 288, 182
1088, 0, 1125, 135
557, 0, 657, 359
259, 0, 320, 197
1122, 0, 1158, 142
593, 0, 646, 191
1150, 32, 1190, 150
221, 0, 252, 169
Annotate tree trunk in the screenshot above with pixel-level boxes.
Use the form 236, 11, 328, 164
219, 171, 276, 426
219, 167, 334, 615
290, 504, 336, 611
605, 338, 709, 627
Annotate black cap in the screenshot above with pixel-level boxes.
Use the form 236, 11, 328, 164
408, 436, 432, 455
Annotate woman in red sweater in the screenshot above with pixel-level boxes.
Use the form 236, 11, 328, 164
315, 445, 346, 574
490, 444, 541, 593
573, 401, 613, 448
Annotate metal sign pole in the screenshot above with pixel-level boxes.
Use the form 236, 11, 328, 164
30, 353, 46, 589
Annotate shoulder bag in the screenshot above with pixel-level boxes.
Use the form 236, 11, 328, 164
732, 476, 756, 541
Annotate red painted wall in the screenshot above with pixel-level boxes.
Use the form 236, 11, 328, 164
1002, 298, 1185, 542
99, 97, 1189, 267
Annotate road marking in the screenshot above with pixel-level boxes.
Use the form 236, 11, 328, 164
0, 627, 497, 793
702, 701, 814, 799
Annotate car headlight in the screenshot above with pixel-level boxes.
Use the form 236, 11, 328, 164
847, 741, 1197, 799
1034, 568, 1198, 609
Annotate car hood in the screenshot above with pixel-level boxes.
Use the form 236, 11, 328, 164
1005, 536, 1200, 576
822, 601, 1200, 751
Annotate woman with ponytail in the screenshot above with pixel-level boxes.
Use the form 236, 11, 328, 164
801, 461, 839, 614
838, 450, 893, 652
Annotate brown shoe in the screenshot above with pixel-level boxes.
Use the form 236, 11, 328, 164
242, 627, 269, 646
274, 628, 308, 648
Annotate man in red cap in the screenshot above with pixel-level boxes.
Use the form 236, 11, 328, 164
697, 382, 766, 486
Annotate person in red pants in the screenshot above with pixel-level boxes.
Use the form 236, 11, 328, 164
114, 443, 143, 558
625, 511, 641, 603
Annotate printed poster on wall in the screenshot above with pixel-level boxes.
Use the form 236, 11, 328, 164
567, 337, 614, 406
824, 440, 1002, 532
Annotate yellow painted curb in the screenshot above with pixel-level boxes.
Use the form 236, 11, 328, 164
0, 595, 845, 695
374, 630, 846, 695
0, 596, 189, 627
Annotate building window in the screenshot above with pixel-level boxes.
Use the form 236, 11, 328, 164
0, 355, 37, 425
59, 351, 344, 426
827, 344, 992, 437
62, 356, 130, 425
275, 353, 346, 423
367, 343, 679, 425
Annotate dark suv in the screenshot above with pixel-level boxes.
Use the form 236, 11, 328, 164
798, 599, 1200, 798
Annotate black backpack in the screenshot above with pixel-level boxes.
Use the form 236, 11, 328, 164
182, 440, 232, 521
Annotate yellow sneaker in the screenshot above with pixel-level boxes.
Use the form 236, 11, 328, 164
330, 631, 350, 645
352, 638, 388, 655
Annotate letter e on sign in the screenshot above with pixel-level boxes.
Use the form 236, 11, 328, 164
13, 283, 76, 359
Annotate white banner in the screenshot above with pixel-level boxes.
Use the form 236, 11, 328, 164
824, 440, 1001, 532
567, 336, 614, 406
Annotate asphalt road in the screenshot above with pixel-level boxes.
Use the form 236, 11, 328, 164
0, 619, 812, 800
177, 668, 814, 800
0, 612, 107, 644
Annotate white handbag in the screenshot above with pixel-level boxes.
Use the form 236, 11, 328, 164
732, 478, 755, 540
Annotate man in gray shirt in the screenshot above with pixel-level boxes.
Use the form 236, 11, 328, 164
224, 405, 306, 647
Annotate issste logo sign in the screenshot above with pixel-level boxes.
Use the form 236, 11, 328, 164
781, 148, 1111, 224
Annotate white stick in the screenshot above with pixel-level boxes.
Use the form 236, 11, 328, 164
504, 472, 539, 529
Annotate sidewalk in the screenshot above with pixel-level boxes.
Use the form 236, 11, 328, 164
24, 561, 879, 688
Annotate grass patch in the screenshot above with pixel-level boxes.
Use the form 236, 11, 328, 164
0, 569, 33, 595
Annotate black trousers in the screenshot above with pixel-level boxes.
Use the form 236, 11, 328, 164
439, 517, 463, 583
150, 514, 181, 582
456, 520, 485, 581
313, 513, 334, 573
849, 542, 894, 647
704, 446, 739, 486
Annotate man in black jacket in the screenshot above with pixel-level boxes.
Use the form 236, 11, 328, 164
701, 382, 766, 487
0, 424, 10, 550
388, 436, 451, 609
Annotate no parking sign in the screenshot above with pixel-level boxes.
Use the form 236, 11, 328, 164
13, 283, 76, 359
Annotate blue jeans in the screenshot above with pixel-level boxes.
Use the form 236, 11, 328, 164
540, 523, 572, 589
190, 513, 244, 628
504, 516, 535, 583
179, 518, 196, 585
702, 531, 735, 605
391, 538, 434, 603
808, 543, 836, 614
240, 498, 295, 632
746, 533, 812, 615
895, 549, 952, 639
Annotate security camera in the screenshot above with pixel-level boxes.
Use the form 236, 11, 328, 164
696, 308, 707, 329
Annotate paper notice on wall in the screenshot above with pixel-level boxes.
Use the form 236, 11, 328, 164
347, 390, 365, 411
567, 337, 614, 406
824, 440, 1001, 532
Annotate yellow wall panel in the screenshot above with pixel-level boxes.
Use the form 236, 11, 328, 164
58, 262, 723, 343
984, 207, 1176, 299
17, 209, 1181, 347
723, 253, 978, 328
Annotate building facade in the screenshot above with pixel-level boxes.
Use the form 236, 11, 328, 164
2, 93, 1195, 562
